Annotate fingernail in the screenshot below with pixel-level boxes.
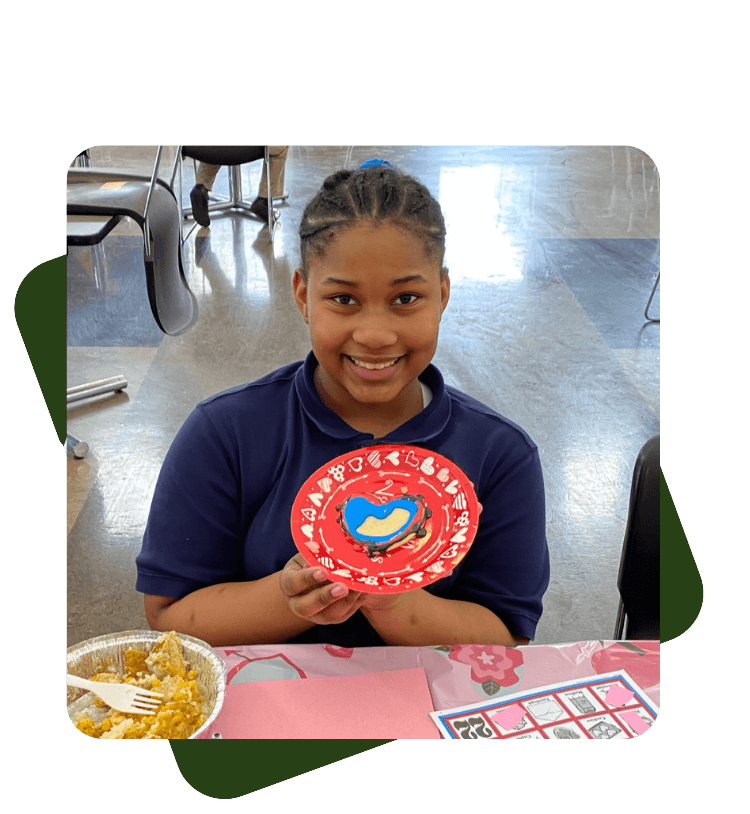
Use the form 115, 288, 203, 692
313, 569, 327, 581
331, 584, 347, 598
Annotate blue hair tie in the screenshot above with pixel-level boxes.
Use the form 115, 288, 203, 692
359, 158, 392, 169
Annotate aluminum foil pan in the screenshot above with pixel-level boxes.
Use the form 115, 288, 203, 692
67, 630, 226, 739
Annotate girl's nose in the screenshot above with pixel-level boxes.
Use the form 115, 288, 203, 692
351, 313, 399, 349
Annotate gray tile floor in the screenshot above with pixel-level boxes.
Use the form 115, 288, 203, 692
67, 146, 659, 647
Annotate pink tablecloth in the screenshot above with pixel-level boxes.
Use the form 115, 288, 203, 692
213, 640, 660, 713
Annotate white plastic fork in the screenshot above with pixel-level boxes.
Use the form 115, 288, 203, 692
67, 674, 164, 714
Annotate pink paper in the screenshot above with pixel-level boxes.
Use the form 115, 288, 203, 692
605, 684, 635, 707
489, 704, 526, 731
204, 666, 440, 739
619, 710, 651, 735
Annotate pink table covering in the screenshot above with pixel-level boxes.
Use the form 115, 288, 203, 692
212, 640, 660, 717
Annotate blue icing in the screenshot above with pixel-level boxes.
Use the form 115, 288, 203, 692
343, 497, 418, 542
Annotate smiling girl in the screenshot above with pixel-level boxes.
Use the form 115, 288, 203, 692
136, 161, 550, 648
294, 219, 448, 438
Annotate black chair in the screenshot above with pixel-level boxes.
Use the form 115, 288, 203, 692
67, 157, 198, 336
66, 148, 199, 456
614, 434, 660, 640
177, 146, 282, 241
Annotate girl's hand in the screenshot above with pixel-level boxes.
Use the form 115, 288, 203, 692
279, 553, 364, 625
359, 566, 454, 615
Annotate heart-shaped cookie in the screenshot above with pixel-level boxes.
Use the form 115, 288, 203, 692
340, 496, 419, 542
336, 493, 432, 558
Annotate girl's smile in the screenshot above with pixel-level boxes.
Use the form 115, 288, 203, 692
293, 222, 450, 435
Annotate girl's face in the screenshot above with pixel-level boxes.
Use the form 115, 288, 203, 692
293, 223, 450, 427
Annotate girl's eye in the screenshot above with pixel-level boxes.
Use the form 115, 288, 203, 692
330, 293, 419, 306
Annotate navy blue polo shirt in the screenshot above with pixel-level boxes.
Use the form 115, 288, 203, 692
136, 352, 550, 645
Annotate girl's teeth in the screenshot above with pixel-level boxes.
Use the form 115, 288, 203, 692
350, 357, 398, 370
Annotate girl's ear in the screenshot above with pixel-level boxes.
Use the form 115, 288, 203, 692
440, 273, 451, 315
292, 269, 309, 323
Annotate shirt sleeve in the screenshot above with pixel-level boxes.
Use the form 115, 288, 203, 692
135, 404, 246, 598
436, 444, 550, 640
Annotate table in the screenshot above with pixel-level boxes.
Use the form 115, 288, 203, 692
208, 640, 659, 736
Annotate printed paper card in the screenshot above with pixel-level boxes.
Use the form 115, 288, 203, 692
430, 670, 658, 739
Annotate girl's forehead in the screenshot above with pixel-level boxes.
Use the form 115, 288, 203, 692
307, 222, 441, 279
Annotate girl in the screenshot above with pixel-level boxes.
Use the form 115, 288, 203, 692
137, 161, 549, 647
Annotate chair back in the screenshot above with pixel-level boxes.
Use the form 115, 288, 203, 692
67, 168, 198, 336
616, 434, 660, 639
181, 146, 265, 166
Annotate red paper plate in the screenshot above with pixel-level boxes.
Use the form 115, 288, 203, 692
290, 445, 480, 594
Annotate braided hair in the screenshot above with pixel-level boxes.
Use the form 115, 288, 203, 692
298, 165, 448, 281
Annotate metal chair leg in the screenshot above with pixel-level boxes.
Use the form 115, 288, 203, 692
67, 375, 127, 404
66, 433, 89, 458
614, 599, 626, 639
266, 147, 277, 244
645, 272, 660, 322
67, 376, 128, 458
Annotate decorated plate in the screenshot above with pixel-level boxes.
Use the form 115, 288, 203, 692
290, 445, 480, 594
